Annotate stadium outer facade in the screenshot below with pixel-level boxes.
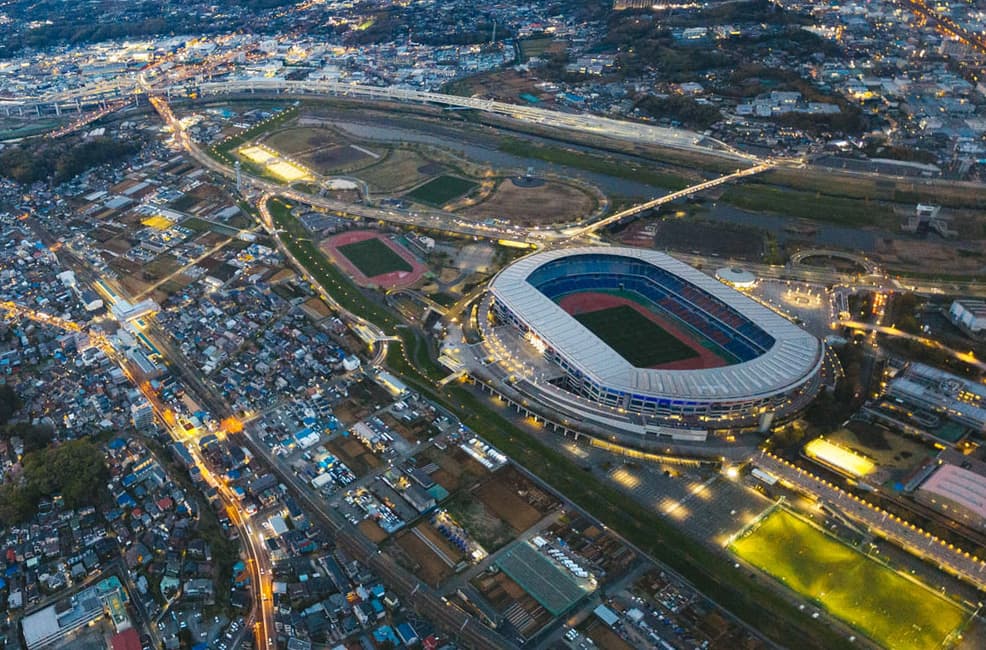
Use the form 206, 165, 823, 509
484, 247, 824, 440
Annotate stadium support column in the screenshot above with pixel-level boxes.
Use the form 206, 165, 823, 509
758, 412, 774, 433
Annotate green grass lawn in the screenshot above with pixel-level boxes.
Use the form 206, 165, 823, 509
731, 509, 967, 650
719, 183, 899, 229
498, 138, 690, 191
574, 305, 698, 367
338, 237, 412, 278
405, 175, 478, 205
519, 37, 556, 60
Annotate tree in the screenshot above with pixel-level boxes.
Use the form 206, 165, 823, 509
0, 136, 143, 185
0, 384, 21, 425
636, 95, 722, 130
0, 483, 34, 525
0, 422, 54, 453
21, 439, 108, 510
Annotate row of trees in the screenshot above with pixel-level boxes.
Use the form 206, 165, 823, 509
0, 384, 21, 425
636, 95, 722, 130
0, 136, 142, 185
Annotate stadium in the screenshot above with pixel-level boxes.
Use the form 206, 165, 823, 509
482, 247, 824, 440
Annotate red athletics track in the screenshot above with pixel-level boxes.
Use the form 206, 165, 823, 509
320, 229, 426, 289
556, 292, 727, 371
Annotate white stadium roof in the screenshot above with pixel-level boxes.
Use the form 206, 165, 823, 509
490, 247, 822, 400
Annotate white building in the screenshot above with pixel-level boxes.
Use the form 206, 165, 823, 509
949, 299, 986, 336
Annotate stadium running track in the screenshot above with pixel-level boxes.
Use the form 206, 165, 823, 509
320, 229, 426, 288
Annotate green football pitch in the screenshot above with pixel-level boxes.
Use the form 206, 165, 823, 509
731, 509, 967, 650
405, 175, 478, 206
337, 238, 412, 278
574, 304, 698, 367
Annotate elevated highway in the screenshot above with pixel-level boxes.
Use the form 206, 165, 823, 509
10, 77, 755, 163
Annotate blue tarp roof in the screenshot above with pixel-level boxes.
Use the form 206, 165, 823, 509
373, 626, 399, 646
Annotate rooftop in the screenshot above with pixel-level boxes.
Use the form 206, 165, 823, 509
490, 247, 822, 400
919, 463, 986, 521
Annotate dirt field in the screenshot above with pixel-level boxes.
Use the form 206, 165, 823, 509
325, 436, 380, 477
654, 218, 765, 260
300, 297, 333, 320
475, 477, 543, 534
114, 270, 149, 297
420, 446, 490, 493
262, 123, 381, 175
358, 518, 389, 543
263, 126, 337, 156
379, 413, 429, 443
302, 145, 374, 174
445, 492, 514, 552
142, 255, 181, 281
585, 620, 635, 650
355, 149, 434, 193
394, 529, 455, 586
170, 182, 229, 214
333, 399, 371, 426
873, 237, 986, 275
470, 465, 560, 535
452, 69, 545, 103
461, 178, 595, 226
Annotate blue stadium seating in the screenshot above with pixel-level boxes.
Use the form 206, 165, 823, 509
526, 254, 773, 362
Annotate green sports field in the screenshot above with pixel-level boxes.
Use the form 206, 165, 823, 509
337, 238, 412, 278
731, 509, 967, 650
574, 305, 698, 367
405, 175, 478, 205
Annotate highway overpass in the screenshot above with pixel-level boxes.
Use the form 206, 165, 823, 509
7, 77, 755, 163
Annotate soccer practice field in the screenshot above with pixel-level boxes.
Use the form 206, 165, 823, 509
337, 238, 412, 278
405, 175, 478, 206
731, 509, 967, 650
574, 305, 698, 368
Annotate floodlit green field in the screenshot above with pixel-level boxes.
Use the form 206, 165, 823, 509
574, 305, 698, 367
337, 238, 412, 278
731, 509, 966, 650
405, 175, 478, 205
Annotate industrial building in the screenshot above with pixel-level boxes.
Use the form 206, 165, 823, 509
949, 299, 986, 337
915, 461, 986, 531
887, 362, 986, 433
21, 578, 129, 649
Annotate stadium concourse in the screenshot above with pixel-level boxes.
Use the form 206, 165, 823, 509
473, 247, 825, 443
